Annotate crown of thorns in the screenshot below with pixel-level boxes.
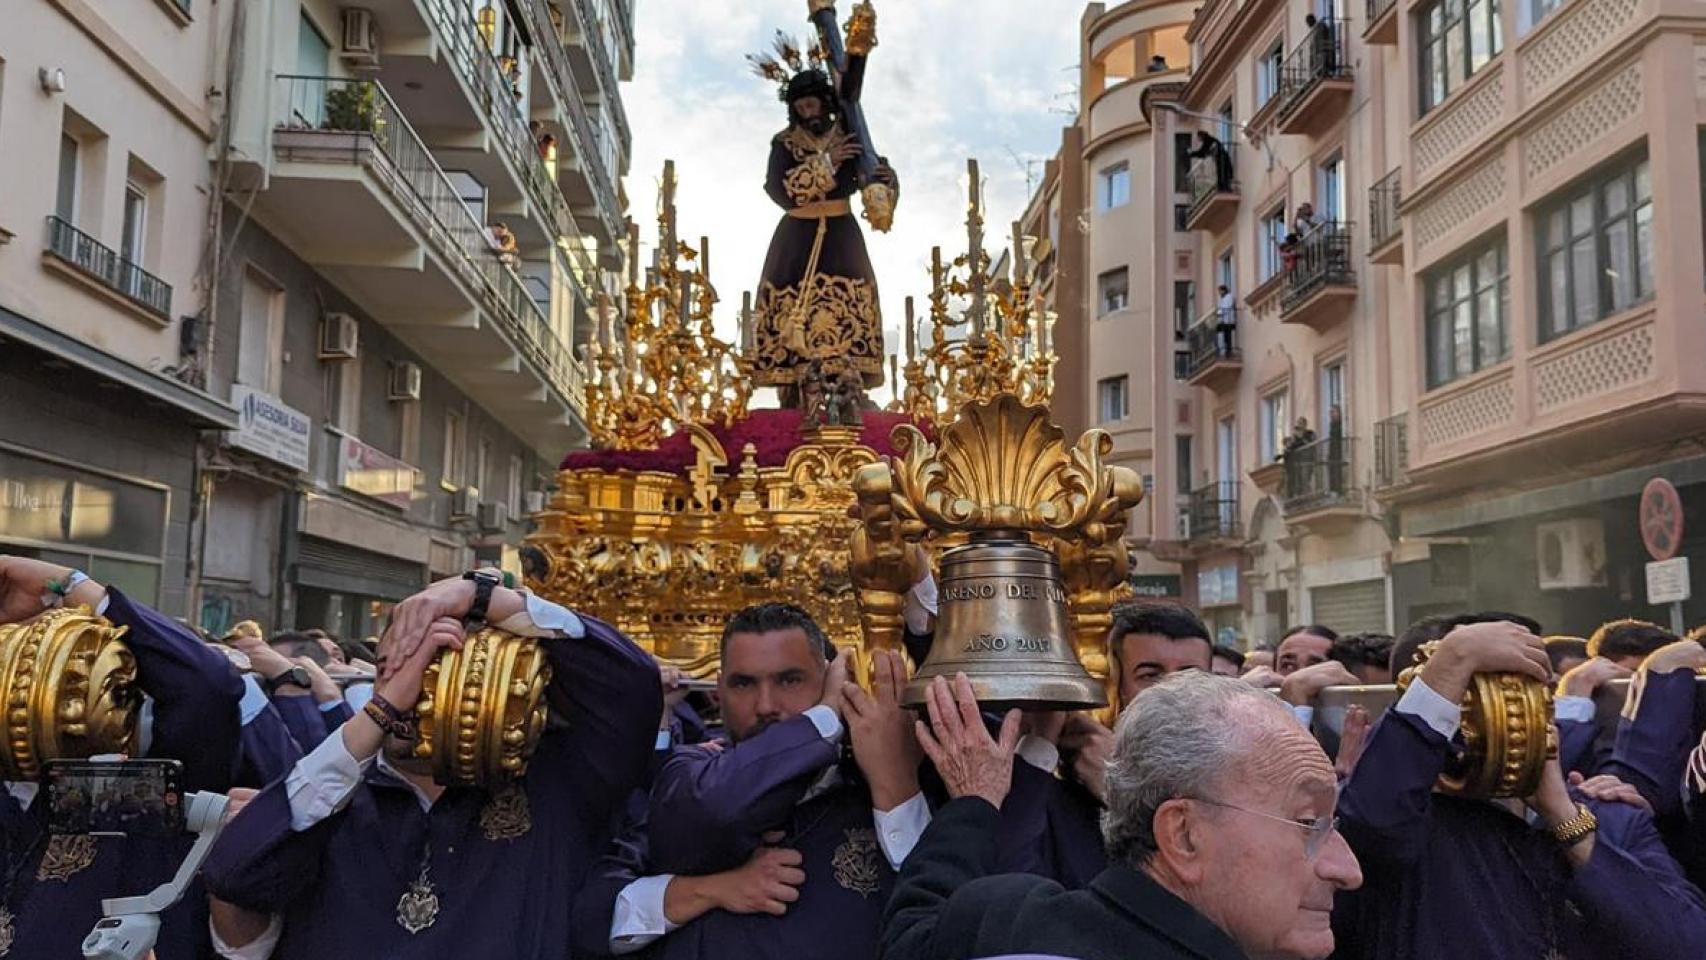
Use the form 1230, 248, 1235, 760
747, 31, 831, 103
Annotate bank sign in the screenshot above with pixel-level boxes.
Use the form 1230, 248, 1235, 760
229, 385, 311, 472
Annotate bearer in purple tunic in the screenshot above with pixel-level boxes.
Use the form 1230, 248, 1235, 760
0, 556, 244, 960
1334, 618, 1706, 960
200, 574, 661, 960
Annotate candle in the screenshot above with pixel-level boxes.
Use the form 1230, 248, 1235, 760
889, 354, 900, 397
741, 291, 754, 353
699, 236, 710, 280
904, 295, 916, 360
626, 221, 640, 287
967, 159, 986, 339
597, 292, 612, 351
661, 160, 678, 262
1011, 220, 1026, 285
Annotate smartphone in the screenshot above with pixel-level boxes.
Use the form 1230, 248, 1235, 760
44, 759, 185, 838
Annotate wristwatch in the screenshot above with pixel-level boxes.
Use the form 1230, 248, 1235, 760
1550, 803, 1599, 846
463, 569, 503, 628
263, 665, 313, 694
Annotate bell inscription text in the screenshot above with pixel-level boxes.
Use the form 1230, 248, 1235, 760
940, 578, 1068, 605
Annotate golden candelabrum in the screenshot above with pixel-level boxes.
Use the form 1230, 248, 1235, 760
411, 626, 553, 787
584, 160, 752, 451
1396, 641, 1557, 798
0, 606, 140, 782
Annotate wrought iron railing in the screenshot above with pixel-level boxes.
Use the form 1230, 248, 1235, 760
1186, 143, 1238, 217
562, 0, 630, 156
1281, 220, 1356, 312
44, 216, 172, 319
1277, 18, 1350, 121
273, 76, 586, 414
1189, 481, 1241, 540
1374, 413, 1408, 488
1182, 308, 1239, 380
1282, 435, 1356, 513
1370, 168, 1402, 252
1367, 0, 1397, 26
519, 0, 624, 239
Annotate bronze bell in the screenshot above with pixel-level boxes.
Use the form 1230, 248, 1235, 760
906, 535, 1107, 711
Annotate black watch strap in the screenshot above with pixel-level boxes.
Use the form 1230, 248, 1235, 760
464, 570, 500, 627
264, 666, 311, 693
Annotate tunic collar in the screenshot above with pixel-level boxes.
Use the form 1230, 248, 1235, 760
1088, 864, 1250, 959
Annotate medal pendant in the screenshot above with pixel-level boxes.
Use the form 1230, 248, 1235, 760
395, 869, 440, 934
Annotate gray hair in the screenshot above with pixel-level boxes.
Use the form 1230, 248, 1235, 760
1100, 671, 1292, 867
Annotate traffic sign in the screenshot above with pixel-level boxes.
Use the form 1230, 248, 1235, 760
1645, 557, 1691, 606
1640, 478, 1684, 561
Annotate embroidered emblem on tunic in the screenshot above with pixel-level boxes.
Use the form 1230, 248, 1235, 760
0, 906, 15, 956
396, 864, 440, 934
480, 784, 533, 841
832, 827, 883, 897
37, 834, 97, 882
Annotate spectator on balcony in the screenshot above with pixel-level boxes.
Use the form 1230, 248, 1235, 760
1186, 130, 1234, 193
1305, 14, 1337, 75
1146, 54, 1170, 73
1327, 405, 1346, 496
491, 222, 520, 269
1292, 202, 1322, 240
1215, 284, 1237, 356
1282, 417, 1317, 498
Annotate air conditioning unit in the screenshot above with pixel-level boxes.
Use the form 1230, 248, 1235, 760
318, 313, 359, 360
478, 501, 509, 532
340, 8, 380, 67
388, 361, 422, 401
523, 490, 546, 514
1536, 517, 1608, 591
451, 486, 479, 520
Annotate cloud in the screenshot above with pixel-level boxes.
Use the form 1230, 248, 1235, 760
621, 0, 1080, 403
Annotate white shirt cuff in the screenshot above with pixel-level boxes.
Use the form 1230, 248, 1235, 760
654, 729, 673, 751
210, 912, 282, 960
610, 874, 678, 953
1554, 695, 1595, 724
872, 791, 931, 869
1292, 704, 1315, 730
1394, 677, 1462, 740
1016, 734, 1060, 773
903, 575, 939, 635
804, 704, 844, 742
239, 676, 272, 725
6, 781, 38, 809
344, 683, 374, 713
493, 592, 586, 638
284, 729, 373, 830
94, 591, 111, 616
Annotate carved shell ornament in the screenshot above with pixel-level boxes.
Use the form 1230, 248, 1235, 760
886, 394, 1137, 540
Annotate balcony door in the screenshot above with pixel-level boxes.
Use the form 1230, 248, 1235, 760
1318, 153, 1346, 224
1216, 416, 1237, 530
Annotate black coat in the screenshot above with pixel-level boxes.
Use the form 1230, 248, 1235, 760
882, 797, 1248, 960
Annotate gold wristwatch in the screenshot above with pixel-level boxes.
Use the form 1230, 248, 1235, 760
1550, 804, 1599, 846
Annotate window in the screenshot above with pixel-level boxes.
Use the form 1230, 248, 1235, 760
121, 184, 147, 266
1259, 207, 1286, 281
56, 134, 78, 223
1537, 153, 1654, 341
508, 455, 525, 518
1175, 434, 1194, 497
1173, 203, 1190, 231
297, 12, 332, 73
476, 438, 493, 496
1216, 102, 1235, 145
1216, 416, 1238, 485
1097, 376, 1130, 423
237, 267, 284, 393
1318, 154, 1346, 223
1173, 134, 1194, 193
1173, 280, 1197, 338
1259, 390, 1290, 464
1418, 0, 1502, 113
334, 359, 361, 434
1319, 361, 1346, 428
1425, 235, 1510, 387
442, 410, 466, 487
1099, 162, 1131, 210
398, 397, 422, 465
1216, 250, 1234, 293
1098, 267, 1130, 316
1257, 39, 1284, 106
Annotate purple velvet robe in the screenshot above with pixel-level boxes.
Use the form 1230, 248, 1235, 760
237, 700, 306, 788
3, 588, 244, 960
1334, 707, 1706, 959
200, 615, 661, 959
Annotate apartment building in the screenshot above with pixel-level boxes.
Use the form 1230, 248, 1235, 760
1029, 0, 1706, 643
0, 0, 629, 632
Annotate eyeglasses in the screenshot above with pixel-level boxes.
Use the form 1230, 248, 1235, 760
1186, 798, 1341, 860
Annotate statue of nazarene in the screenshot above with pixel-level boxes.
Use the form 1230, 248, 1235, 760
748, 24, 897, 407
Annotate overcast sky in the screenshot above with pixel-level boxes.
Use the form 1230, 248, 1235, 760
620, 1, 1083, 402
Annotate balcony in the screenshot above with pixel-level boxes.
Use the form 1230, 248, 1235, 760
1187, 481, 1242, 544
266, 76, 585, 456
1373, 412, 1409, 491
1280, 221, 1357, 330
1368, 169, 1403, 264
1275, 21, 1353, 137
1281, 435, 1364, 530
521, 0, 624, 247
1180, 309, 1242, 391
558, 0, 630, 157
1365, 0, 1398, 44
1184, 145, 1239, 233
42, 216, 172, 322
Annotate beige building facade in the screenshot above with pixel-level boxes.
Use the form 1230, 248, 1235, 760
1030, 0, 1706, 644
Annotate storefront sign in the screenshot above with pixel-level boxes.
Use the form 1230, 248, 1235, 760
1129, 574, 1183, 599
229, 385, 311, 472
1645, 557, 1691, 606
337, 435, 418, 510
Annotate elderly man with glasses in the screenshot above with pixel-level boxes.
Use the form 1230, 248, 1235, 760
881, 671, 1363, 960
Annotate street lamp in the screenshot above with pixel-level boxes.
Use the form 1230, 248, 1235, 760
1152, 101, 1276, 169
